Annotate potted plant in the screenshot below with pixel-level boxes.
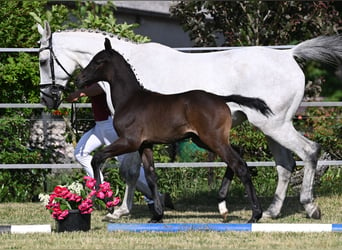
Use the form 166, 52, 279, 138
40, 176, 120, 232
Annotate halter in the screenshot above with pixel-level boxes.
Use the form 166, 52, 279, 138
39, 35, 72, 108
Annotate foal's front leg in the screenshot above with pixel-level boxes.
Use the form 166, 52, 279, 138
91, 138, 137, 188
140, 147, 164, 223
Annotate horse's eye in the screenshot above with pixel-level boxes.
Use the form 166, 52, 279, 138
40, 59, 48, 66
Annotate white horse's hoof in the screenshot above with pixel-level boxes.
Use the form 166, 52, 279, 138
262, 209, 280, 219
304, 203, 321, 219
262, 211, 276, 219
102, 210, 130, 222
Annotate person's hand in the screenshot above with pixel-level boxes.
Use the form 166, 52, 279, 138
65, 90, 85, 102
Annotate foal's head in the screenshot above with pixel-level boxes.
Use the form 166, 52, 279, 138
76, 38, 131, 89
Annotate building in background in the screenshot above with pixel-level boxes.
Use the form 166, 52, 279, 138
108, 1, 193, 47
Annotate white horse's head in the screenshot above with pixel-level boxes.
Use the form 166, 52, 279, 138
37, 21, 76, 109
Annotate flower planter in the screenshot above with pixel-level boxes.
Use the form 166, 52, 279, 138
56, 209, 91, 232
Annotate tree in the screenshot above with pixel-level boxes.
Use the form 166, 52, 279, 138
171, 1, 341, 46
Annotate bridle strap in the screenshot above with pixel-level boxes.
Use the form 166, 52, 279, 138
39, 35, 72, 88
39, 35, 72, 108
71, 102, 79, 136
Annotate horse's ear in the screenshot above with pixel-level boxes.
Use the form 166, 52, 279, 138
104, 38, 112, 50
37, 23, 44, 35
38, 20, 51, 40
44, 21, 51, 39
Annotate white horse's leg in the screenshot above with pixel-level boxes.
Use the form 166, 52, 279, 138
106, 152, 141, 220
105, 152, 154, 220
263, 122, 321, 219
262, 137, 295, 219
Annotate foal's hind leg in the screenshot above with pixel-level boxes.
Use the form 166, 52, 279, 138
217, 166, 234, 220
218, 145, 262, 223
140, 147, 164, 223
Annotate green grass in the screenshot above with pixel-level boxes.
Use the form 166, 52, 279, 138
1, 194, 342, 249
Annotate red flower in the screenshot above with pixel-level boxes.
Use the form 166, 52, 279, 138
53, 186, 71, 199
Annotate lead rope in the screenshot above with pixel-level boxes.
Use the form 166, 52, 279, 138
70, 102, 78, 146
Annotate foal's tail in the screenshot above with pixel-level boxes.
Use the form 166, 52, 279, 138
223, 95, 273, 117
291, 35, 342, 65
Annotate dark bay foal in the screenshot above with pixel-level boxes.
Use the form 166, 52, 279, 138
76, 38, 273, 223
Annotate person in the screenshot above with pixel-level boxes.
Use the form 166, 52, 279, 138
66, 82, 173, 219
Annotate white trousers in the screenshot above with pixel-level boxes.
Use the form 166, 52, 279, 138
74, 116, 117, 180
74, 116, 153, 202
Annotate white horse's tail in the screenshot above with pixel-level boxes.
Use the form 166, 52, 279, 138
291, 35, 342, 65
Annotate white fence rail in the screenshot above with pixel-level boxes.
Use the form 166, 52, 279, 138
0, 161, 341, 169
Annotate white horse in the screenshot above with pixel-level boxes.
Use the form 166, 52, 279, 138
37, 21, 342, 220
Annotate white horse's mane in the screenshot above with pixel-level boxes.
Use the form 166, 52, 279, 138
55, 28, 140, 44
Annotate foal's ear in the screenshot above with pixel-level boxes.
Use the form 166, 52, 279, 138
104, 38, 112, 50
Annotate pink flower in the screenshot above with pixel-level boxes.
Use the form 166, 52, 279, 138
57, 210, 69, 220
88, 190, 97, 198
106, 196, 121, 208
84, 176, 96, 189
106, 190, 113, 198
99, 182, 111, 191
78, 198, 93, 214
68, 193, 82, 202
96, 191, 105, 199
113, 197, 120, 206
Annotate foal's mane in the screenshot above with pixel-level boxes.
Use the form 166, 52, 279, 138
106, 48, 149, 92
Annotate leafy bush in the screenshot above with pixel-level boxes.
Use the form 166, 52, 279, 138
0, 115, 52, 202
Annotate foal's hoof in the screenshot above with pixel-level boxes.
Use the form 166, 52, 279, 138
247, 217, 259, 223
148, 218, 163, 223
148, 213, 163, 223
247, 211, 263, 223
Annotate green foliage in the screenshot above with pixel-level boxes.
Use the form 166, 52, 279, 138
171, 1, 340, 46
69, 1, 150, 43
0, 114, 52, 202
0, 169, 49, 202
294, 107, 341, 159
318, 167, 342, 195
